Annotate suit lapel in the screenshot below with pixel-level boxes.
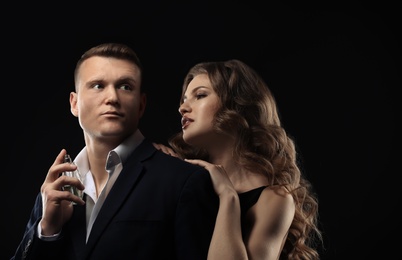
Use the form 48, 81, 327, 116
83, 139, 156, 256
69, 199, 87, 258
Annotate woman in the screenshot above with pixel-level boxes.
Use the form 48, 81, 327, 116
155, 59, 322, 259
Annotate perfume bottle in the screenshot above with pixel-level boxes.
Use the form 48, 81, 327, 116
62, 154, 84, 203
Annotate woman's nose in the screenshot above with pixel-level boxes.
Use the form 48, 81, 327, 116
178, 103, 189, 116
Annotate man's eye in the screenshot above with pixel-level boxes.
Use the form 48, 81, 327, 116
92, 84, 103, 89
119, 84, 132, 91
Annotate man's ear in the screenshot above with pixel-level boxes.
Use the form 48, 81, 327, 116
70, 92, 78, 117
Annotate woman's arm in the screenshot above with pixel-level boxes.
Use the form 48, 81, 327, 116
185, 159, 248, 260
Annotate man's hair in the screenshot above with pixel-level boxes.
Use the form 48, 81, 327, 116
74, 42, 144, 92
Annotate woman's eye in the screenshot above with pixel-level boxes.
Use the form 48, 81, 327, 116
196, 93, 207, 99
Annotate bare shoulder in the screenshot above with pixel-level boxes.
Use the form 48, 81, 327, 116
254, 186, 295, 233
245, 186, 296, 258
259, 186, 294, 205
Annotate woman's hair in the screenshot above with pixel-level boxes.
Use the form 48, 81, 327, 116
169, 59, 323, 259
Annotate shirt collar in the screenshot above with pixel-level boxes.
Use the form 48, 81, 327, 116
114, 129, 144, 165
73, 129, 145, 173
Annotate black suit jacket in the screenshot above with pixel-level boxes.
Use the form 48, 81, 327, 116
11, 138, 219, 260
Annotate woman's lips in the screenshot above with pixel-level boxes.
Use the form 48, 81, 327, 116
181, 116, 193, 129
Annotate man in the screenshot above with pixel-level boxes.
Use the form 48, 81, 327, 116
11, 43, 218, 259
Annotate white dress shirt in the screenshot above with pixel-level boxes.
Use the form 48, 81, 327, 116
38, 130, 145, 242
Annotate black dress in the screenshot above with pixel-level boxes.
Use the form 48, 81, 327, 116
238, 186, 267, 240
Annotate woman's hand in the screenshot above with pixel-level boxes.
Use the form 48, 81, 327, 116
185, 159, 236, 197
153, 143, 180, 158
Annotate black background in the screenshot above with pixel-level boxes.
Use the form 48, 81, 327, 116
3, 2, 401, 259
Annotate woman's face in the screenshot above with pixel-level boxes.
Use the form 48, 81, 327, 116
179, 74, 221, 147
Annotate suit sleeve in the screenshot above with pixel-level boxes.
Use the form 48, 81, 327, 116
174, 168, 219, 260
11, 193, 65, 260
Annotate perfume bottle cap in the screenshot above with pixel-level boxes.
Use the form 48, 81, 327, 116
64, 154, 72, 163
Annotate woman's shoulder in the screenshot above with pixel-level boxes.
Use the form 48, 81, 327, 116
240, 185, 295, 245
238, 185, 267, 216
255, 186, 295, 221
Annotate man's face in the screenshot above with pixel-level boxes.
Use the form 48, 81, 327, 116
70, 56, 146, 143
